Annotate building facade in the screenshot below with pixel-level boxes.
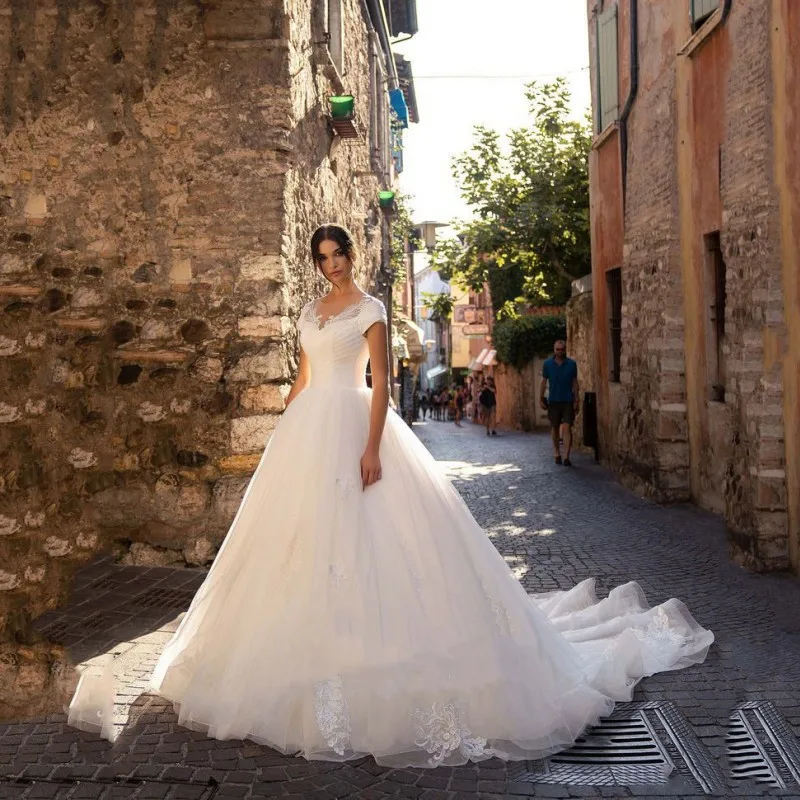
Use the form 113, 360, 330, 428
0, 0, 417, 718
413, 255, 450, 391
586, 0, 799, 572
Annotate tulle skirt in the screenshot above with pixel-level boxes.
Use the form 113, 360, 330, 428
74, 385, 713, 767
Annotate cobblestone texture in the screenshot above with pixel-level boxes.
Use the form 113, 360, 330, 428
2, 420, 800, 799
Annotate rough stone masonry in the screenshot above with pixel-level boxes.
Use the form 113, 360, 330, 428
0, 0, 388, 717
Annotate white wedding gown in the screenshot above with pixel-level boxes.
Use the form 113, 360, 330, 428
75, 295, 714, 768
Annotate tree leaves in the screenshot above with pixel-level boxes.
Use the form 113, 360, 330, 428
433, 79, 591, 311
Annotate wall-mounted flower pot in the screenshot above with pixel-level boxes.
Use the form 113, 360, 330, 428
378, 190, 396, 209
329, 95, 355, 119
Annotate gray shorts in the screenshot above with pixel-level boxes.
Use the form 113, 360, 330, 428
547, 401, 575, 428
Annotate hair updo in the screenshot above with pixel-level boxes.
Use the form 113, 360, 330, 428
310, 224, 357, 266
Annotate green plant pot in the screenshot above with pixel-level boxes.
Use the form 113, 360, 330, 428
378, 190, 396, 209
329, 95, 355, 118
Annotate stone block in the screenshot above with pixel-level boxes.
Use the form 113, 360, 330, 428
240, 384, 287, 413
154, 477, 211, 525
237, 315, 290, 339
90, 487, 151, 528
120, 542, 184, 568
217, 454, 261, 474
0, 254, 27, 274
656, 409, 688, 441
231, 414, 278, 453
169, 258, 193, 284
184, 537, 216, 566
202, 4, 283, 41
228, 350, 289, 382
657, 441, 689, 470
755, 473, 787, 511
189, 356, 224, 382
140, 320, 174, 341
212, 476, 250, 519
238, 253, 285, 282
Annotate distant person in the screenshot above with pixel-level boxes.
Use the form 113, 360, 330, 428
540, 339, 579, 466
454, 386, 465, 427
479, 377, 497, 436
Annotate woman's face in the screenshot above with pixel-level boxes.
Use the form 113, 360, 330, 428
315, 238, 353, 283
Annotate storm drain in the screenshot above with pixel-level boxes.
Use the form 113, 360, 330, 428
509, 701, 726, 793
0, 775, 218, 799
727, 701, 800, 789
129, 587, 197, 610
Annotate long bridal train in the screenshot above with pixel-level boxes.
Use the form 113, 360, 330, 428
69, 294, 713, 768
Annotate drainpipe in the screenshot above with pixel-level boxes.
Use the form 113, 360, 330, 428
361, 0, 399, 88
721, 0, 732, 25
618, 0, 638, 211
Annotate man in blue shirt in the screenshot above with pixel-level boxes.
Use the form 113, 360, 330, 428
540, 340, 579, 467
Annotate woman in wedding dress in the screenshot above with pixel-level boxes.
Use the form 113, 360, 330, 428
83, 225, 713, 767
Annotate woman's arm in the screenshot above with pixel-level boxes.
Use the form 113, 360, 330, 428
284, 346, 310, 408
361, 320, 389, 489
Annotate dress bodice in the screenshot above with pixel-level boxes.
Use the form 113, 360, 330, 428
298, 295, 387, 389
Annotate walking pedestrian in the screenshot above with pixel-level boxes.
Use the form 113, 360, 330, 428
479, 377, 497, 436
420, 389, 429, 421
540, 339, 579, 466
454, 386, 465, 427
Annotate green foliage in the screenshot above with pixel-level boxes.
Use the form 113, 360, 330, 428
420, 291, 454, 322
493, 314, 566, 369
389, 192, 419, 287
431, 79, 591, 310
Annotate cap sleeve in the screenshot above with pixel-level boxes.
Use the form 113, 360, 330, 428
358, 297, 387, 335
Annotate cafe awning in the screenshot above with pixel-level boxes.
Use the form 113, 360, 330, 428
393, 314, 426, 364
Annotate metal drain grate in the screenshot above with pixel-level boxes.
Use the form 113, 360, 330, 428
509, 701, 726, 793
129, 587, 196, 610
89, 576, 134, 591
1, 775, 218, 799
727, 701, 800, 789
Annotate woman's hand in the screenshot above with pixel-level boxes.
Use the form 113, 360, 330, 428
360, 447, 382, 490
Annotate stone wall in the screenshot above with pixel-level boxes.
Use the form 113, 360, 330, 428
565, 286, 594, 452
587, 0, 798, 571
0, 0, 387, 716
494, 358, 548, 433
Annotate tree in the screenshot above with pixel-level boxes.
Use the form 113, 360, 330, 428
420, 290, 454, 322
432, 79, 591, 312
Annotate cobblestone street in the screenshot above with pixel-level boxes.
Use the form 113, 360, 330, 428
3, 420, 800, 800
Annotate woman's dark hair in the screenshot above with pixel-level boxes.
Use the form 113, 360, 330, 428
310, 224, 357, 266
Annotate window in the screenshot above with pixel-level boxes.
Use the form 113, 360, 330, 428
325, 0, 344, 75
691, 0, 719, 30
607, 268, 622, 383
705, 232, 726, 402
595, 6, 619, 134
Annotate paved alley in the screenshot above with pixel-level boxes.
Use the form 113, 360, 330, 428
2, 420, 800, 800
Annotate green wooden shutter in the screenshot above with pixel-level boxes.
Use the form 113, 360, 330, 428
692, 0, 719, 25
596, 7, 619, 133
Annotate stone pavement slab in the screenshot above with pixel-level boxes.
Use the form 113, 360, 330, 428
2, 420, 800, 799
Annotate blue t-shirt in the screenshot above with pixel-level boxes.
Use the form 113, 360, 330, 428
542, 357, 577, 403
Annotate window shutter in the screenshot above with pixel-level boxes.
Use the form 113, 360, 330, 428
692, 0, 719, 24
596, 7, 619, 133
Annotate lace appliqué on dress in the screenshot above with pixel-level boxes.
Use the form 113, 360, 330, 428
308, 296, 372, 331
335, 475, 359, 498
480, 576, 514, 635
632, 606, 689, 647
412, 702, 490, 766
314, 676, 352, 756
329, 563, 348, 588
